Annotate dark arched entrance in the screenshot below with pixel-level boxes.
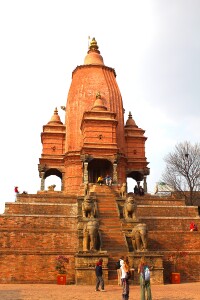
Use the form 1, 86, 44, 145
88, 159, 113, 183
44, 168, 62, 180
127, 171, 144, 182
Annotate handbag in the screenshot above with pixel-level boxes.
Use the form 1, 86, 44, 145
125, 271, 131, 279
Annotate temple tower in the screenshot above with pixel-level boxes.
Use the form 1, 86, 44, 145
38, 38, 149, 193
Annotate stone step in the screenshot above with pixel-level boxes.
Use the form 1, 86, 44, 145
15, 193, 77, 204
0, 215, 77, 229
4, 202, 77, 215
137, 205, 198, 217
139, 217, 200, 231
134, 197, 186, 206
0, 230, 78, 250
148, 231, 200, 250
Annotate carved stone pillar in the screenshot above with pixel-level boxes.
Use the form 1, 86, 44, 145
83, 162, 88, 183
40, 172, 45, 191
113, 163, 117, 183
61, 174, 64, 191
143, 176, 147, 193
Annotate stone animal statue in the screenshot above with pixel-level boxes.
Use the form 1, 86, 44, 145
120, 183, 127, 199
123, 196, 137, 220
126, 223, 148, 251
83, 220, 99, 251
84, 183, 89, 197
48, 184, 56, 191
82, 196, 97, 218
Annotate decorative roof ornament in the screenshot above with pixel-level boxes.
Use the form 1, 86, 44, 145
128, 111, 132, 119
92, 91, 107, 111
84, 37, 104, 65
89, 37, 99, 51
125, 111, 137, 127
47, 107, 63, 125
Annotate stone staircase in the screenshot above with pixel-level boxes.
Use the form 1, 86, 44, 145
93, 185, 128, 282
94, 185, 127, 252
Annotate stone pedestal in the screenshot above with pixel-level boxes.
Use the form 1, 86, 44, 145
128, 252, 164, 285
75, 251, 108, 285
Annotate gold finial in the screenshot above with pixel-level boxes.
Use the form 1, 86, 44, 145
89, 37, 99, 51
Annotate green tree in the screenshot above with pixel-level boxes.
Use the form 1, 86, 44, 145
162, 141, 200, 205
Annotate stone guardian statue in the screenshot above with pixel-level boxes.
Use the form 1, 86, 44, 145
82, 196, 97, 218
123, 195, 137, 221
126, 223, 148, 251
83, 220, 99, 251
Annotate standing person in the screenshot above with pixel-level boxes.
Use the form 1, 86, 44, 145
121, 257, 131, 300
134, 185, 139, 195
95, 258, 106, 292
139, 186, 144, 196
138, 257, 152, 300
14, 186, 19, 200
116, 256, 124, 285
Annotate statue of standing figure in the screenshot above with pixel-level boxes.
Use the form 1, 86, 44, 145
84, 182, 89, 197
120, 183, 127, 199
126, 223, 148, 252
83, 220, 100, 251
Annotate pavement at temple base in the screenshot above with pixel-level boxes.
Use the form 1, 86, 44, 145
0, 282, 199, 300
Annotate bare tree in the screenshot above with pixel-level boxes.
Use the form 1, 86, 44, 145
162, 141, 200, 205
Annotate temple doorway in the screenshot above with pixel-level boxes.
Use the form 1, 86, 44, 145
43, 168, 62, 191
88, 159, 113, 183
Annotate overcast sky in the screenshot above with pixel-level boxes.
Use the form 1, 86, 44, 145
0, 0, 199, 213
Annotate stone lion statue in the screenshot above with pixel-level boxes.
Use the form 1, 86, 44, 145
126, 223, 148, 252
48, 184, 56, 191
82, 196, 97, 218
120, 183, 127, 199
123, 196, 137, 220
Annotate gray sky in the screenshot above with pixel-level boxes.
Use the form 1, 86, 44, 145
0, 0, 199, 213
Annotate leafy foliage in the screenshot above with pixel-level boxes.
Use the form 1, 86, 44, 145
55, 255, 69, 274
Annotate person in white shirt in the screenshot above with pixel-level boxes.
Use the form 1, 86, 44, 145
121, 257, 130, 300
117, 256, 124, 285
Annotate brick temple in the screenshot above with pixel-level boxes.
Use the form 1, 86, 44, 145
0, 38, 200, 285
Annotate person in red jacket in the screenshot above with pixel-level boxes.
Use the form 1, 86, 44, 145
14, 186, 19, 200
95, 258, 106, 292
190, 222, 198, 231
14, 186, 19, 194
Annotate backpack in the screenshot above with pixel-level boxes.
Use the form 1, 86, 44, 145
144, 266, 150, 281
116, 260, 121, 269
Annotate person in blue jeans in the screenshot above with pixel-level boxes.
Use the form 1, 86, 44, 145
105, 174, 112, 186
95, 258, 106, 292
138, 257, 152, 300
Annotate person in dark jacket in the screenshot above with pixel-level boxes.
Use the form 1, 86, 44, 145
95, 258, 105, 292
